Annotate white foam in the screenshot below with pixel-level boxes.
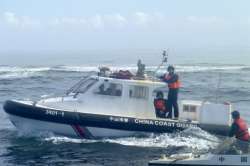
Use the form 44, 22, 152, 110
103, 129, 219, 151
51, 66, 99, 72
0, 66, 50, 73
0, 64, 247, 79
52, 65, 137, 72
175, 65, 246, 73
0, 66, 50, 79
44, 136, 98, 144
42, 128, 219, 151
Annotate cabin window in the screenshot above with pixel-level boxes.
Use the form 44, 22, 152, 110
72, 78, 97, 94
183, 105, 189, 112
183, 105, 197, 113
129, 86, 149, 99
95, 82, 122, 97
190, 106, 196, 112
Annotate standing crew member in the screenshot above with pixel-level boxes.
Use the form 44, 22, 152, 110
163, 65, 180, 119
136, 59, 146, 79
229, 110, 250, 142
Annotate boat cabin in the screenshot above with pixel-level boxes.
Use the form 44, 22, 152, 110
39, 74, 233, 130
65, 76, 232, 124
65, 75, 167, 118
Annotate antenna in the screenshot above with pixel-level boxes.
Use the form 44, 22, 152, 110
151, 49, 170, 82
154, 49, 169, 74
162, 49, 168, 63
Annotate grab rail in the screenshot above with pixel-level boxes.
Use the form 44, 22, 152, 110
66, 72, 96, 95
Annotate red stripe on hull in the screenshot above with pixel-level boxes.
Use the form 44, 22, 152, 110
71, 125, 85, 138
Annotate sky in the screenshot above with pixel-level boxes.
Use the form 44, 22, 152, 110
0, 0, 250, 64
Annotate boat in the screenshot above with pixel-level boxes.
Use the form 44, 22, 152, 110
148, 153, 250, 166
3, 66, 234, 139
149, 139, 250, 166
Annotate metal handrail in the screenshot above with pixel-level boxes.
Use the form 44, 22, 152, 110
66, 72, 96, 95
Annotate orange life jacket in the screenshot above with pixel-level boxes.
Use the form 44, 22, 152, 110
154, 99, 167, 112
235, 118, 250, 141
165, 74, 181, 89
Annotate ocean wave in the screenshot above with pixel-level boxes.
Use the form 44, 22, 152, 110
174, 65, 247, 73
0, 64, 248, 79
0, 66, 50, 79
44, 136, 99, 144
50, 66, 98, 72
241, 67, 250, 71
103, 128, 219, 151
44, 128, 219, 151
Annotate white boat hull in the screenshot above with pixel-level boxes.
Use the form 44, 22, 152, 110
9, 114, 136, 138
3, 100, 230, 139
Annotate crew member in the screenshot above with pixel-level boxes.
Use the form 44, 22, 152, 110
229, 110, 250, 142
163, 65, 180, 119
229, 110, 250, 153
136, 59, 145, 78
154, 91, 168, 118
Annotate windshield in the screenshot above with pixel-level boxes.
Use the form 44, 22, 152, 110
94, 82, 122, 97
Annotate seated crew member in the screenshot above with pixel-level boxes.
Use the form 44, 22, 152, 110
229, 110, 250, 153
162, 65, 180, 119
154, 91, 168, 118
99, 80, 110, 95
229, 110, 250, 141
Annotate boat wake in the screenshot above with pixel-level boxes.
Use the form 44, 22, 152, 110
40, 127, 219, 153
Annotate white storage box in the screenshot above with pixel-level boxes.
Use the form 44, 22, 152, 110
179, 100, 203, 121
199, 103, 232, 126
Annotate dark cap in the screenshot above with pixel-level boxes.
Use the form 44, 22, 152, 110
156, 91, 164, 98
231, 110, 240, 119
167, 65, 175, 71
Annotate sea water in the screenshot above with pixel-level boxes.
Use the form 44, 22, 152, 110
0, 51, 250, 165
